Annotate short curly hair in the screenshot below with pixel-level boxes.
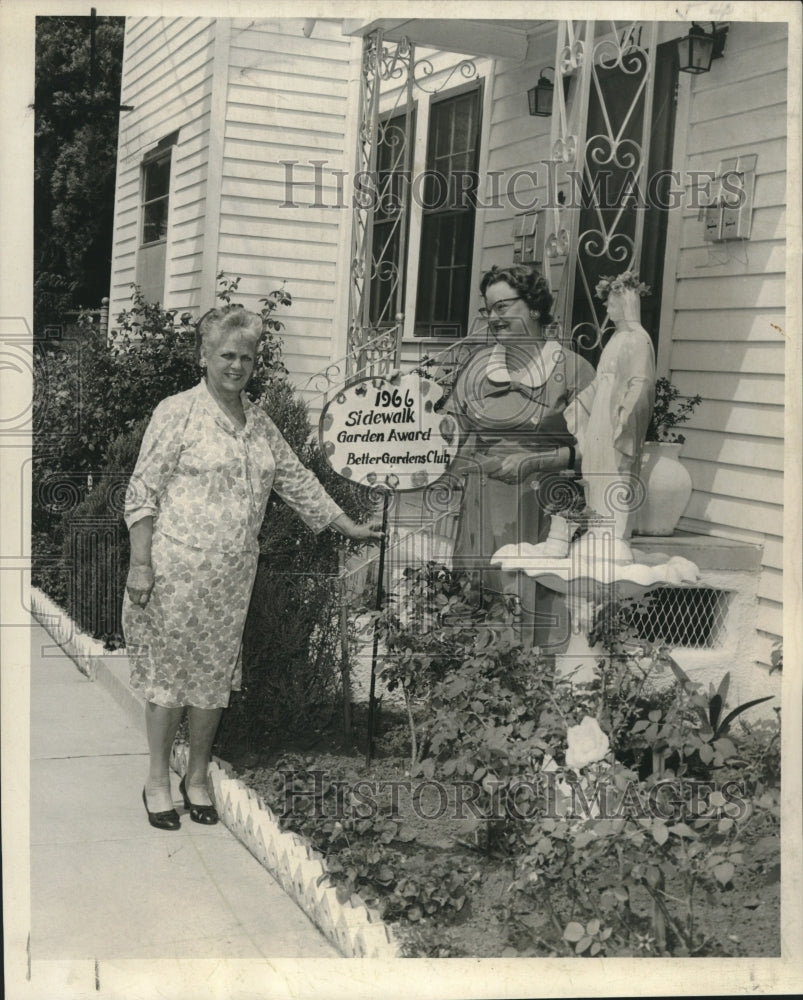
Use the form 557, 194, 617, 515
479, 264, 554, 325
195, 306, 263, 363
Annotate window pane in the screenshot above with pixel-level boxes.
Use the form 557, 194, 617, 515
433, 104, 453, 159
144, 155, 171, 202
415, 212, 474, 336
143, 198, 168, 244
415, 86, 481, 338
451, 96, 475, 155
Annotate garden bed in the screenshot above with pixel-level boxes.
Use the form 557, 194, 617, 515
229, 705, 781, 959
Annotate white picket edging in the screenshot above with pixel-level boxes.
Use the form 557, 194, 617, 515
30, 586, 122, 679
171, 741, 401, 958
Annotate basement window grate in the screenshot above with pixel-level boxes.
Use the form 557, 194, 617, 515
628, 587, 731, 649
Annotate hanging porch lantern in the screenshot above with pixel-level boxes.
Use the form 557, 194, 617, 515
528, 68, 556, 117
677, 22, 728, 74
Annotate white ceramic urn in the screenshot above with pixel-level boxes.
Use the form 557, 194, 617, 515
633, 442, 693, 536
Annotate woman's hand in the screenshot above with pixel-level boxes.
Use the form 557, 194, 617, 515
332, 514, 386, 544
126, 564, 155, 607
492, 451, 541, 483
492, 448, 570, 484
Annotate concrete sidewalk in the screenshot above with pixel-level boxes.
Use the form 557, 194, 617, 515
29, 618, 338, 960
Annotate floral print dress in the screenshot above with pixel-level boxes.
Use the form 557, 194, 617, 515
122, 380, 343, 709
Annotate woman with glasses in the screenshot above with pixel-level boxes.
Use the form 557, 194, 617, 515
448, 263, 595, 648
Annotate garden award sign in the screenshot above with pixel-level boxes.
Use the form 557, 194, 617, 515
319, 372, 459, 491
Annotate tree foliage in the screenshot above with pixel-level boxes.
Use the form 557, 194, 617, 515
34, 15, 125, 330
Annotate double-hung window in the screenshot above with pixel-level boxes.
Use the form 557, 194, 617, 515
414, 83, 483, 339
136, 130, 178, 305
367, 81, 483, 342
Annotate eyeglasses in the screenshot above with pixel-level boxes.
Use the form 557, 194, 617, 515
478, 296, 522, 319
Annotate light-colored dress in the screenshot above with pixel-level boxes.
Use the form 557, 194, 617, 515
565, 324, 655, 541
122, 380, 343, 709
449, 339, 595, 647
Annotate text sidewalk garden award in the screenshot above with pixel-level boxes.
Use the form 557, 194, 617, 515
319, 373, 459, 490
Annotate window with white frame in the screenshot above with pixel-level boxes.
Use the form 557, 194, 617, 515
367, 81, 483, 341
414, 82, 483, 339
136, 130, 178, 305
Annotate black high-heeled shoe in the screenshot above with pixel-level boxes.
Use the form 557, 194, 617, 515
142, 787, 180, 831
179, 776, 219, 825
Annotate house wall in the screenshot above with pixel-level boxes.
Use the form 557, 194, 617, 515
218, 18, 357, 408
110, 17, 357, 411
109, 17, 218, 321
476, 26, 554, 276
468, 21, 787, 665
663, 21, 788, 666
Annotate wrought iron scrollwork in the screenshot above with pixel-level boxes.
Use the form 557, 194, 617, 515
412, 56, 478, 94
545, 21, 658, 356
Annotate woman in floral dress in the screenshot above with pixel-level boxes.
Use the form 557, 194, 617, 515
123, 307, 381, 830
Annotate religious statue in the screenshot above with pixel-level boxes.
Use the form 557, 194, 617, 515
564, 270, 656, 553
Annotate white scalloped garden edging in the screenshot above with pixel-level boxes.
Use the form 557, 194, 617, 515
30, 586, 116, 679
30, 586, 401, 958
170, 740, 401, 958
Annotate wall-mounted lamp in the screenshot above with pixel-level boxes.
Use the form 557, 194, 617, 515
677, 22, 729, 74
528, 67, 562, 117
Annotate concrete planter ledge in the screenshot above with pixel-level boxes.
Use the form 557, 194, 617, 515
29, 586, 402, 959
630, 531, 763, 573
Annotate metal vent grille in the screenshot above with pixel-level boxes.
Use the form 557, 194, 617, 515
631, 587, 731, 649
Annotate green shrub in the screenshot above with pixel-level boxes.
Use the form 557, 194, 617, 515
59, 416, 149, 646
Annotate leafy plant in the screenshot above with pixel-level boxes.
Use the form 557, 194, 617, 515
663, 656, 773, 758
769, 641, 782, 674
243, 753, 480, 926
646, 376, 701, 444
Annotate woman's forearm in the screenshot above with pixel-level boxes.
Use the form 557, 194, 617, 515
129, 516, 154, 566
493, 445, 573, 481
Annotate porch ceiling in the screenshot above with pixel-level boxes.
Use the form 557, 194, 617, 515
342, 18, 548, 60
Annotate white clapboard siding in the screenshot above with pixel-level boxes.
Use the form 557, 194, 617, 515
756, 603, 783, 641
478, 25, 554, 280
672, 308, 786, 343
678, 429, 784, 473
215, 18, 355, 416
668, 21, 788, 660
683, 492, 780, 537
681, 458, 783, 508
110, 17, 217, 322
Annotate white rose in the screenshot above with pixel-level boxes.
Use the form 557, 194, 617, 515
565, 716, 610, 771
